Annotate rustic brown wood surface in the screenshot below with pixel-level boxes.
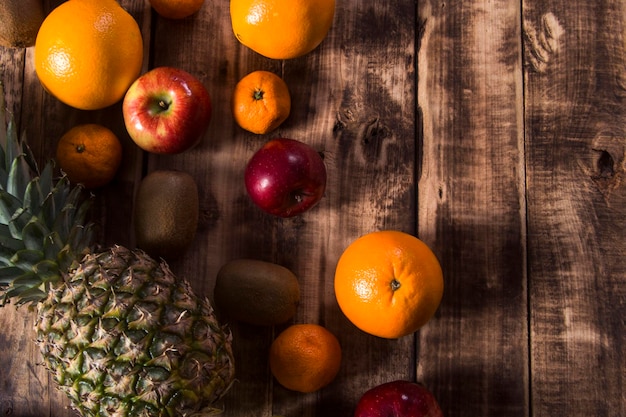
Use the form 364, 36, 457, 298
0, 0, 624, 416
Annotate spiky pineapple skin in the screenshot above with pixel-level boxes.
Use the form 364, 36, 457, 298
35, 245, 235, 417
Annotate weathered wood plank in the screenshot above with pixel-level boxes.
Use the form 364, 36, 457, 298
418, 1, 529, 416
523, 1, 626, 416
0, 46, 25, 120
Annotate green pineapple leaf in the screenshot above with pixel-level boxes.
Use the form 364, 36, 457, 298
40, 161, 54, 191
43, 230, 65, 262
9, 207, 34, 240
54, 185, 91, 243
34, 259, 62, 279
0, 244, 21, 266
68, 221, 96, 258
0, 149, 6, 187
2, 270, 47, 305
37, 163, 55, 224
3, 120, 22, 186
8, 153, 33, 202
0, 266, 23, 284
0, 229, 24, 268
0, 85, 6, 158
0, 189, 22, 226
22, 217, 50, 252
10, 249, 45, 272
20, 131, 40, 175
72, 190, 93, 229
0, 225, 24, 252
49, 179, 73, 239
11, 271, 41, 287
11, 286, 47, 305
24, 177, 45, 217
34, 260, 64, 294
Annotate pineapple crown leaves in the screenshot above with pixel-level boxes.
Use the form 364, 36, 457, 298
0, 82, 96, 306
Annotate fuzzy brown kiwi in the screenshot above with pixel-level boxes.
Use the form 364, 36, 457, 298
214, 259, 301, 326
134, 170, 200, 260
0, 0, 45, 48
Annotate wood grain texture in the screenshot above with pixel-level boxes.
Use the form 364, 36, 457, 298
418, 1, 528, 416
523, 0, 626, 416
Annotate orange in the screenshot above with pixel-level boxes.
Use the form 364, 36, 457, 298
34, 0, 143, 110
232, 70, 291, 134
269, 324, 342, 393
334, 230, 444, 339
56, 124, 123, 189
230, 0, 336, 59
149, 0, 205, 19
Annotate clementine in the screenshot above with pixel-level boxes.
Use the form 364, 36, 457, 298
232, 70, 291, 134
334, 230, 444, 339
149, 0, 205, 19
56, 124, 123, 189
269, 324, 342, 393
34, 0, 143, 110
230, 0, 335, 59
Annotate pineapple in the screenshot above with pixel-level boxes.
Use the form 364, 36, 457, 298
0, 86, 235, 416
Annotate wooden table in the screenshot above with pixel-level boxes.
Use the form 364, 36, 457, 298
1, 1, 624, 416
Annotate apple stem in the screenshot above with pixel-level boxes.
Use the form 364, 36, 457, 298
159, 100, 170, 111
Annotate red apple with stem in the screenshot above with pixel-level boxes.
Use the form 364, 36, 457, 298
354, 380, 443, 417
244, 138, 327, 217
122, 66, 211, 154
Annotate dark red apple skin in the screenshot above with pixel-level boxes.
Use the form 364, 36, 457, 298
354, 380, 444, 417
123, 66, 212, 154
244, 138, 327, 218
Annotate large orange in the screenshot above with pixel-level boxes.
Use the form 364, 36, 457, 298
56, 124, 123, 189
334, 230, 444, 339
232, 70, 291, 134
34, 0, 143, 110
269, 324, 342, 393
230, 0, 335, 59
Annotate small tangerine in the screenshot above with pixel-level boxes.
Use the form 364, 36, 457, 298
232, 70, 291, 135
56, 124, 123, 189
269, 323, 342, 393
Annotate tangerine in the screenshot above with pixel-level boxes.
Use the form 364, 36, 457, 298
34, 0, 143, 110
230, 0, 335, 59
334, 230, 444, 339
56, 124, 123, 189
269, 324, 342, 393
149, 0, 205, 19
232, 70, 291, 134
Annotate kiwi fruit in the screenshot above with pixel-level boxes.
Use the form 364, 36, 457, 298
134, 170, 199, 260
214, 259, 301, 326
0, 0, 46, 48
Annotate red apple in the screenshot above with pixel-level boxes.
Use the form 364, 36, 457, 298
354, 380, 443, 417
245, 138, 327, 217
122, 66, 211, 154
